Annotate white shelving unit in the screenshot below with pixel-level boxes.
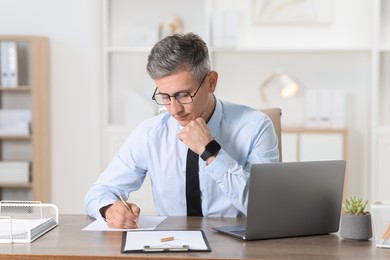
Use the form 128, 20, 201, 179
101, 0, 382, 213
371, 0, 390, 202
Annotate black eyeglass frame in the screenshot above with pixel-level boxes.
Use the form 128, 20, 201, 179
152, 73, 209, 105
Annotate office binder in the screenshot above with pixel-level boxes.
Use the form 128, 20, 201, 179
121, 230, 211, 253
0, 41, 9, 87
0, 200, 58, 243
7, 41, 18, 87
0, 41, 19, 87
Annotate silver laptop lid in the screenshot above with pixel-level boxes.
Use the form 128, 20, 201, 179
244, 160, 346, 240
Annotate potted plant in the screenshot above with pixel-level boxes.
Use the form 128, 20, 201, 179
340, 196, 372, 240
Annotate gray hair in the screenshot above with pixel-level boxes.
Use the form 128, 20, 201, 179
146, 33, 210, 82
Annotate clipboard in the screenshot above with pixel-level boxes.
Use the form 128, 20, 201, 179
121, 230, 211, 253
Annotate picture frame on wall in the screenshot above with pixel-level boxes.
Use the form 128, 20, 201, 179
252, 0, 333, 25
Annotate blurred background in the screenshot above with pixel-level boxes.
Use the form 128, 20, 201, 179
0, 0, 388, 214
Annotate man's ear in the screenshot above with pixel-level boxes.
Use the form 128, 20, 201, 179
207, 71, 218, 93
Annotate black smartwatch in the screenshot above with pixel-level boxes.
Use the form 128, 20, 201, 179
200, 140, 221, 161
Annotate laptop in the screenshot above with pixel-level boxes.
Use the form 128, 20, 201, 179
213, 160, 346, 240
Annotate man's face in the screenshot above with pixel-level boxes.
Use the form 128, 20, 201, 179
154, 70, 214, 126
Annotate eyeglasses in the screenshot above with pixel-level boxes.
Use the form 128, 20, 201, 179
152, 73, 208, 105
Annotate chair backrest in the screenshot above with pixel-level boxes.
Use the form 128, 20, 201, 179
259, 108, 282, 162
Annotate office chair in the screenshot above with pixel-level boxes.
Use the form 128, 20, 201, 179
259, 108, 282, 162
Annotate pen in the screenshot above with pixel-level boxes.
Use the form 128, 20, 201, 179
160, 236, 175, 242
381, 223, 390, 241
119, 194, 140, 228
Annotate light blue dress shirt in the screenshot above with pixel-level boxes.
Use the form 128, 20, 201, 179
84, 99, 279, 219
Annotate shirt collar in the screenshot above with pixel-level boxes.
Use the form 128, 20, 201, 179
207, 97, 222, 137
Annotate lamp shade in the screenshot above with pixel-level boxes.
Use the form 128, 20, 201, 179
260, 73, 300, 103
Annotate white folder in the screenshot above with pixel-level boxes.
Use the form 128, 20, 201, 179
0, 41, 9, 87
7, 41, 18, 87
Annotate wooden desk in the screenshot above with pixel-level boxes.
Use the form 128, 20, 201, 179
1, 214, 389, 259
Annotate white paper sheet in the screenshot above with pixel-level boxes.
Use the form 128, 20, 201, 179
82, 215, 167, 231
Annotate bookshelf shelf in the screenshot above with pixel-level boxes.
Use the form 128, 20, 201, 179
0, 135, 32, 140
0, 182, 32, 188
0, 86, 31, 91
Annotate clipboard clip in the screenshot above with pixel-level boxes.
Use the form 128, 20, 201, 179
143, 245, 190, 252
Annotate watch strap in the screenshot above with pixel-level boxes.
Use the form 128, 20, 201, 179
200, 140, 221, 161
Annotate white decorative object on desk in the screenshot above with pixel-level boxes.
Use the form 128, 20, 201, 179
371, 201, 390, 248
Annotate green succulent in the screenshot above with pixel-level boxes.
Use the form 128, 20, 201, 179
342, 196, 368, 215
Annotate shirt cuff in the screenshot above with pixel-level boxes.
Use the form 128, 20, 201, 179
204, 149, 234, 180
96, 199, 117, 220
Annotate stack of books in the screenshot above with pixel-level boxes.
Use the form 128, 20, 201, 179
0, 161, 30, 183
0, 109, 31, 135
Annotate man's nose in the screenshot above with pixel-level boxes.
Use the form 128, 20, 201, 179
169, 98, 183, 115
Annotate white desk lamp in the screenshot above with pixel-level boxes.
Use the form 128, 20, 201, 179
260, 73, 300, 103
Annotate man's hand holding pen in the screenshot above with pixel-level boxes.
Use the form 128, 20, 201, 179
104, 196, 140, 229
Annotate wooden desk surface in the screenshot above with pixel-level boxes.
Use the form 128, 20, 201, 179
0, 214, 389, 259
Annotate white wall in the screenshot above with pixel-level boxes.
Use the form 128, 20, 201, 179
0, 0, 101, 213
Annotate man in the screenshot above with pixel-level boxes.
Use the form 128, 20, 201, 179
84, 33, 279, 228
